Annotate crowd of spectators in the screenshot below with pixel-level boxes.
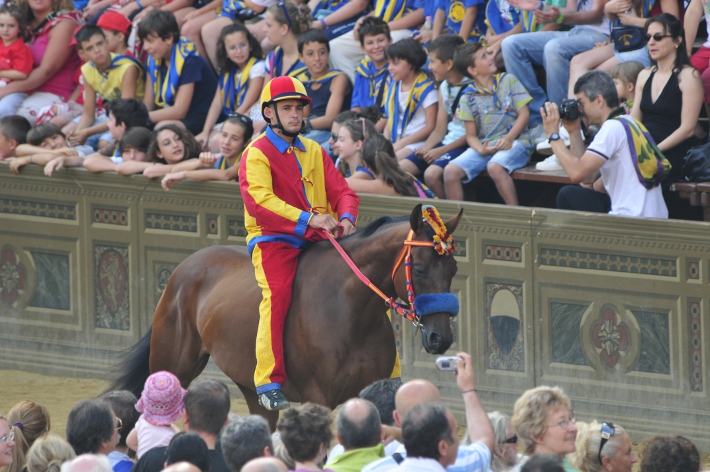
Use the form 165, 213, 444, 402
0, 0, 706, 219
1, 353, 707, 472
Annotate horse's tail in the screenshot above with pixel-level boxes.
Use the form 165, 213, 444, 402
105, 326, 153, 398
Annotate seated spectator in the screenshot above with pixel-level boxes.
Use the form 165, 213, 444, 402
60, 455, 112, 472
310, 0, 370, 41
132, 379, 231, 472
67, 24, 145, 149
162, 114, 253, 189
8, 123, 93, 174
165, 433, 211, 472
241, 458, 288, 472
328, 110, 363, 159
0, 115, 31, 160
443, 42, 533, 204
432, 0, 487, 43
347, 132, 435, 198
5, 401, 52, 472
0, 5, 34, 92
97, 12, 133, 57
567, 0, 678, 96
397, 403, 459, 472
547, 70, 669, 218
510, 386, 578, 472
325, 399, 383, 472
127, 371, 186, 458
65, 400, 118, 456
351, 17, 391, 113
100, 391, 140, 472
569, 421, 637, 472
263, 2, 310, 80
220, 416, 273, 472
196, 23, 263, 150
297, 29, 351, 146
0, 0, 82, 121
363, 353, 493, 472
0, 415, 16, 469
488, 412, 520, 472
334, 117, 377, 179
416, 35, 470, 197
610, 61, 643, 113
329, 0, 425, 80
520, 454, 566, 472
382, 39, 437, 163
138, 10, 218, 135
277, 403, 333, 472
25, 434, 76, 472
631, 14, 703, 216
686, 0, 710, 108
116, 124, 203, 176
638, 435, 700, 472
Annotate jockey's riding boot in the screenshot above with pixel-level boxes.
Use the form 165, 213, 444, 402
258, 389, 290, 411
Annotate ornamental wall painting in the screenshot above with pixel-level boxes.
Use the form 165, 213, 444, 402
94, 245, 130, 330
485, 282, 524, 372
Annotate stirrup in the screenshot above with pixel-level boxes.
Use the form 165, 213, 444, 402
258, 389, 290, 411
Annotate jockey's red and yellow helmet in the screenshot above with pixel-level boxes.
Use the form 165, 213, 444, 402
260, 76, 312, 122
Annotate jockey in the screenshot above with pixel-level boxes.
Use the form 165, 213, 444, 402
239, 76, 360, 411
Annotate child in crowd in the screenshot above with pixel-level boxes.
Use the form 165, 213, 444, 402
68, 24, 145, 149
116, 124, 203, 176
139, 10, 218, 135
161, 114, 253, 189
8, 123, 93, 174
96, 12, 133, 57
443, 42, 533, 204
335, 117, 377, 179
611, 61, 643, 114
0, 5, 33, 87
263, 2, 310, 80
433, 0, 487, 43
0, 115, 31, 159
197, 22, 264, 150
408, 35, 471, 198
296, 29, 350, 145
351, 17, 391, 112
327, 106, 383, 158
382, 39, 438, 162
127, 371, 186, 459
311, 0, 370, 41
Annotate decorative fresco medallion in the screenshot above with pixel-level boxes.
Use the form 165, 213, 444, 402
581, 303, 640, 374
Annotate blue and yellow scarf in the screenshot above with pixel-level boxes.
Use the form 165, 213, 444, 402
220, 57, 257, 116
468, 72, 505, 109
355, 58, 390, 107
94, 54, 144, 78
220, 0, 246, 17
613, 112, 670, 189
147, 37, 200, 108
267, 46, 307, 79
384, 72, 435, 143
295, 68, 345, 85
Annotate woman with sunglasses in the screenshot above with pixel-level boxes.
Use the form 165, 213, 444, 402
510, 386, 579, 472
568, 421, 637, 472
631, 13, 703, 215
488, 412, 520, 472
0, 416, 15, 469
3, 401, 51, 472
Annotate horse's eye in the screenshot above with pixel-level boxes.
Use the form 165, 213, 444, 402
413, 265, 426, 277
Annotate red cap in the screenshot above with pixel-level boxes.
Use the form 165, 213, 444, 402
69, 25, 83, 47
97, 11, 132, 35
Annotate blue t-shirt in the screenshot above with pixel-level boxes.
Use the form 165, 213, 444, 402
437, 0, 487, 41
178, 54, 218, 117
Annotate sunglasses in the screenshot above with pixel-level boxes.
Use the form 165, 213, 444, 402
228, 113, 253, 124
0, 431, 15, 444
503, 434, 518, 444
330, 132, 338, 141
598, 422, 615, 464
278, 1, 291, 27
116, 418, 123, 432
644, 33, 672, 42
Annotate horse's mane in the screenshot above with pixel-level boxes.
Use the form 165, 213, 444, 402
347, 215, 409, 240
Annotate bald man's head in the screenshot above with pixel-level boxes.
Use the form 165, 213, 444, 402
393, 380, 441, 426
240, 457, 288, 472
336, 398, 381, 450
162, 463, 202, 472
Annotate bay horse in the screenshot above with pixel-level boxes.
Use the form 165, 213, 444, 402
111, 204, 463, 427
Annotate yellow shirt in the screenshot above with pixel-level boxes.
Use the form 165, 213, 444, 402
81, 53, 145, 101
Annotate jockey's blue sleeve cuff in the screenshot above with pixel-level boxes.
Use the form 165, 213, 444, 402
340, 213, 356, 225
295, 211, 310, 236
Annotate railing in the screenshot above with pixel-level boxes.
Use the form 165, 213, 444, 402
1, 165, 708, 449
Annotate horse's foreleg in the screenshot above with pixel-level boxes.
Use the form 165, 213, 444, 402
237, 383, 279, 431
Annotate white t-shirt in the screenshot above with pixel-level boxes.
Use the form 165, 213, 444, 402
237, 60, 266, 82
576, 0, 609, 36
586, 117, 668, 218
397, 83, 438, 149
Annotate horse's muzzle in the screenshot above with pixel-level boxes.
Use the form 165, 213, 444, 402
413, 292, 459, 317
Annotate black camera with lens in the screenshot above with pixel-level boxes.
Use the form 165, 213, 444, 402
558, 98, 580, 120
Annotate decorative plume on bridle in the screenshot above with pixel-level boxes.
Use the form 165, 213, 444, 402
421, 205, 455, 256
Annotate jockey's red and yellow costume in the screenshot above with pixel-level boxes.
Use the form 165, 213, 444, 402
239, 77, 359, 409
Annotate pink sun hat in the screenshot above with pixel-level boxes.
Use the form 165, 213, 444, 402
135, 371, 187, 425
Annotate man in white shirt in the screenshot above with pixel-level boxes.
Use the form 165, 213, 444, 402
396, 403, 460, 472
363, 352, 493, 472
543, 70, 668, 219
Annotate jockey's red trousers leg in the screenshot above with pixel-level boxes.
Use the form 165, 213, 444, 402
251, 241, 301, 394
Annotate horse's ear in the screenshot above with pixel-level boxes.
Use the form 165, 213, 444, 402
445, 209, 464, 235
410, 204, 423, 232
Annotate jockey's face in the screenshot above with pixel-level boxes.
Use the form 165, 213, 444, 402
270, 100, 304, 135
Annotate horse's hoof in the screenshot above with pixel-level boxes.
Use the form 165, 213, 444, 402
258, 389, 290, 411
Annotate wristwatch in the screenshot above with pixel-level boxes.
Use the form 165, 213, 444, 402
548, 133, 561, 143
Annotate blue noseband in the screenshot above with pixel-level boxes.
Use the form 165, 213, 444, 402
413, 293, 459, 317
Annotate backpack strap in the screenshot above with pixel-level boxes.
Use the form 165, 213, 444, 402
451, 83, 469, 117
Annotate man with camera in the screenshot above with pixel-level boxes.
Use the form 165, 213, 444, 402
542, 70, 669, 218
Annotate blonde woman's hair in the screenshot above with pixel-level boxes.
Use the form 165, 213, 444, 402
3, 401, 51, 472
16, 0, 75, 23
488, 412, 517, 472
26, 435, 75, 472
568, 421, 628, 472
511, 386, 572, 455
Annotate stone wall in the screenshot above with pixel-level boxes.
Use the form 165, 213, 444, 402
1, 165, 708, 449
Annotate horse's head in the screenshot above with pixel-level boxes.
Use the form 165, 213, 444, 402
395, 204, 463, 355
